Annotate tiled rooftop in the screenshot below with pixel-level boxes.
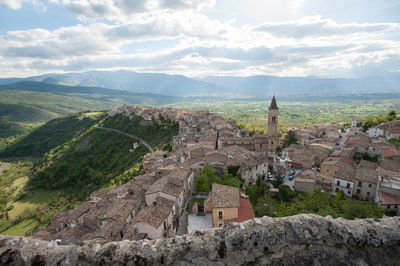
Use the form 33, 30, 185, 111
211, 183, 240, 208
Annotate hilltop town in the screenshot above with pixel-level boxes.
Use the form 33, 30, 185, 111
31, 98, 400, 244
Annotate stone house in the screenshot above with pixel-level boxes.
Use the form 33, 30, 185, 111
204, 151, 227, 164
133, 197, 176, 239
204, 183, 253, 227
320, 158, 351, 178
379, 160, 400, 179
375, 176, 400, 215
294, 170, 317, 193
145, 175, 185, 217
368, 126, 385, 139
332, 165, 356, 197
239, 159, 269, 185
287, 144, 315, 169
353, 160, 379, 201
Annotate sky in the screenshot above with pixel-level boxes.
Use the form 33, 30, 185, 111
0, 0, 400, 78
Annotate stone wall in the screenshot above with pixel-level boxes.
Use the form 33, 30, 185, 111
1, 214, 400, 265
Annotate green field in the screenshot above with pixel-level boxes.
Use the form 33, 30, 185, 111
1, 218, 39, 236
165, 98, 400, 132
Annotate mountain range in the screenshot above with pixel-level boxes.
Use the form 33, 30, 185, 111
1, 70, 400, 98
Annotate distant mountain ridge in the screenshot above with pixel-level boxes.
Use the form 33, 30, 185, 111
0, 70, 399, 97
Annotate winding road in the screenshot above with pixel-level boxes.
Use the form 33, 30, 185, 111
96, 125, 154, 155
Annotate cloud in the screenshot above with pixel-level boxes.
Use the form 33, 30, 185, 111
253, 16, 400, 38
0, 0, 46, 11
60, 0, 215, 21
1, 2, 400, 79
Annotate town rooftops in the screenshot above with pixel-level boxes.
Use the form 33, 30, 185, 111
211, 183, 240, 208
145, 176, 183, 198
380, 159, 400, 172
234, 198, 254, 223
355, 168, 378, 184
133, 197, 175, 228
357, 160, 378, 170
381, 148, 398, 158
334, 165, 356, 182
378, 191, 400, 205
325, 156, 356, 166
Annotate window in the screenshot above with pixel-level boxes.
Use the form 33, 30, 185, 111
368, 184, 372, 188
357, 189, 360, 194
358, 181, 362, 187
218, 223, 223, 227
272, 116, 276, 123
218, 210, 223, 220
163, 221, 167, 230
335, 187, 339, 192
336, 180, 340, 186
387, 205, 391, 209
395, 205, 398, 209
346, 183, 350, 189
367, 192, 370, 196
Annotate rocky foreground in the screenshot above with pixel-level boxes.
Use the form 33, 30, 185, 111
1, 214, 400, 265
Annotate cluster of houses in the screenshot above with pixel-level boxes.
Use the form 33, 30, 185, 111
32, 99, 281, 243
283, 119, 400, 215
32, 102, 400, 244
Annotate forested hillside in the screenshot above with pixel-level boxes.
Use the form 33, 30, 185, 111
0, 111, 178, 236
0, 81, 180, 139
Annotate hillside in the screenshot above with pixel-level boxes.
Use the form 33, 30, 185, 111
0, 81, 181, 138
0, 111, 178, 236
0, 113, 106, 158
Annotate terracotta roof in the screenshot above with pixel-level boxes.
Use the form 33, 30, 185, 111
382, 148, 398, 158
344, 140, 360, 145
234, 199, 254, 223
387, 127, 400, 134
133, 197, 175, 228
211, 183, 240, 208
378, 191, 400, 205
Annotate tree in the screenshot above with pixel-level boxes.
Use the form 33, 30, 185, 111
282, 130, 298, 148
271, 174, 284, 188
222, 173, 242, 189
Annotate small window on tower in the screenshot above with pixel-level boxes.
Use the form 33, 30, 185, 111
272, 116, 276, 123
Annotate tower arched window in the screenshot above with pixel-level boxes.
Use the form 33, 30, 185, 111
272, 116, 276, 123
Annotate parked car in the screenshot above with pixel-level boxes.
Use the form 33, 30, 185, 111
289, 175, 294, 181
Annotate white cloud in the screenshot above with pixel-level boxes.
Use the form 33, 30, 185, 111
60, 0, 215, 21
1, 0, 400, 79
254, 16, 400, 38
0, 0, 46, 11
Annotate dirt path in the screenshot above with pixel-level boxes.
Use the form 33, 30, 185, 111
96, 125, 154, 155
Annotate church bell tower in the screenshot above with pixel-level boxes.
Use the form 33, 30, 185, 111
267, 95, 278, 154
